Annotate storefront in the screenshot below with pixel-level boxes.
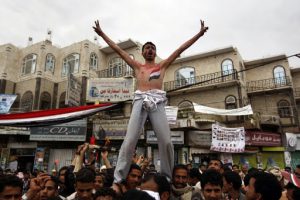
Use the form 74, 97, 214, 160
290, 133, 300, 169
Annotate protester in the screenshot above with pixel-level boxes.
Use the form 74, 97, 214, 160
222, 171, 245, 200
0, 174, 23, 200
201, 169, 223, 200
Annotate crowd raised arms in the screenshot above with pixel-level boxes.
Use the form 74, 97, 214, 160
0, 142, 299, 200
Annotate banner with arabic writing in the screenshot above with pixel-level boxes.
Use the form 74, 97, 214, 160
87, 78, 135, 102
211, 124, 245, 153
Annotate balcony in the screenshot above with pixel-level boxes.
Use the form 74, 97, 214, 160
98, 66, 135, 78
164, 69, 238, 92
246, 76, 292, 93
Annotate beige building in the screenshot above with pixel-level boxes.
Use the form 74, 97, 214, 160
0, 37, 299, 172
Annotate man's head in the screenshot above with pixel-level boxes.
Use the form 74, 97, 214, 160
200, 169, 223, 200
94, 173, 104, 191
0, 174, 23, 200
125, 164, 142, 190
246, 171, 282, 200
172, 164, 188, 189
222, 171, 242, 193
94, 187, 116, 200
241, 164, 249, 174
75, 167, 96, 200
140, 174, 170, 200
58, 166, 68, 184
142, 42, 156, 61
208, 159, 223, 173
199, 164, 207, 173
232, 164, 240, 173
188, 168, 201, 186
40, 176, 59, 200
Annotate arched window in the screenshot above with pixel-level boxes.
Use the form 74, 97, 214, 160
21, 91, 33, 112
178, 100, 194, 118
45, 53, 55, 73
175, 67, 195, 87
40, 92, 51, 110
274, 66, 286, 85
22, 54, 37, 75
225, 95, 237, 109
62, 53, 80, 76
109, 57, 126, 77
59, 92, 67, 108
278, 100, 291, 118
221, 59, 234, 76
89, 53, 98, 70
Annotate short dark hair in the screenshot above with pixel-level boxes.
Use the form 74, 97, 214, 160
142, 42, 156, 52
223, 171, 242, 190
0, 174, 23, 193
172, 164, 188, 177
189, 168, 201, 180
94, 187, 116, 198
250, 171, 282, 200
153, 174, 170, 195
209, 159, 223, 168
128, 164, 142, 174
232, 164, 239, 169
201, 169, 223, 189
122, 189, 155, 200
48, 176, 60, 189
76, 167, 95, 183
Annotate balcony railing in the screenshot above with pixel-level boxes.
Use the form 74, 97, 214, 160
164, 69, 238, 92
98, 66, 135, 78
246, 76, 292, 93
295, 87, 300, 98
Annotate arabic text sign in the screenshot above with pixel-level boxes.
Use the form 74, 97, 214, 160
211, 124, 245, 153
87, 78, 134, 102
66, 74, 82, 106
245, 131, 281, 146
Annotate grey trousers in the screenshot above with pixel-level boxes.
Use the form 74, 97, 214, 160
114, 98, 174, 183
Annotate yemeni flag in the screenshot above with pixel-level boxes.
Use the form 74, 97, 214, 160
149, 67, 161, 81
0, 103, 115, 127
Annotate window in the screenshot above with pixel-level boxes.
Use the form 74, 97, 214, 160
221, 59, 234, 75
22, 54, 37, 75
40, 92, 51, 110
62, 53, 80, 76
45, 54, 55, 73
175, 67, 195, 87
274, 66, 286, 85
278, 100, 291, 118
59, 92, 67, 108
225, 95, 237, 109
124, 55, 134, 76
109, 57, 125, 77
21, 91, 33, 112
89, 53, 98, 70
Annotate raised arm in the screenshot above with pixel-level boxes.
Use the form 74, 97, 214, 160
160, 20, 208, 69
93, 20, 139, 69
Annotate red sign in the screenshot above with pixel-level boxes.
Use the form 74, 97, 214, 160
245, 131, 281, 146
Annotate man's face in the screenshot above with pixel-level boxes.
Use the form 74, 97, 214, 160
222, 177, 231, 193
40, 180, 58, 200
76, 181, 94, 200
202, 183, 222, 200
126, 169, 142, 190
0, 186, 22, 200
242, 165, 248, 174
173, 168, 188, 189
232, 166, 239, 173
59, 169, 66, 184
94, 175, 104, 191
208, 160, 222, 172
245, 178, 260, 200
142, 44, 156, 61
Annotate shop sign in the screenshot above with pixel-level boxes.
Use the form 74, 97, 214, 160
87, 78, 134, 102
146, 130, 184, 144
30, 119, 87, 141
246, 131, 281, 146
187, 131, 212, 147
94, 119, 144, 140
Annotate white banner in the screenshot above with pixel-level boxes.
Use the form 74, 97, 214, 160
210, 124, 245, 153
0, 94, 17, 114
66, 74, 82, 106
193, 103, 253, 116
165, 106, 178, 124
87, 78, 134, 102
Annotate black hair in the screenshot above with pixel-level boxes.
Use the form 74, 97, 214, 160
94, 187, 117, 198
189, 168, 201, 180
128, 164, 142, 174
76, 167, 96, 183
0, 174, 23, 193
121, 189, 155, 200
250, 171, 282, 200
223, 171, 242, 190
209, 159, 224, 168
153, 174, 171, 195
142, 42, 156, 52
232, 164, 240, 169
244, 167, 259, 186
48, 176, 60, 189
201, 169, 223, 189
172, 164, 188, 178
58, 166, 68, 176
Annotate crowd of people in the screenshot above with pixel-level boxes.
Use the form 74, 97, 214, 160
1, 143, 300, 200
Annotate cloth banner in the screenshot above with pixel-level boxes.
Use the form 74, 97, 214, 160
165, 106, 178, 124
193, 103, 253, 116
0, 94, 17, 114
211, 124, 245, 153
